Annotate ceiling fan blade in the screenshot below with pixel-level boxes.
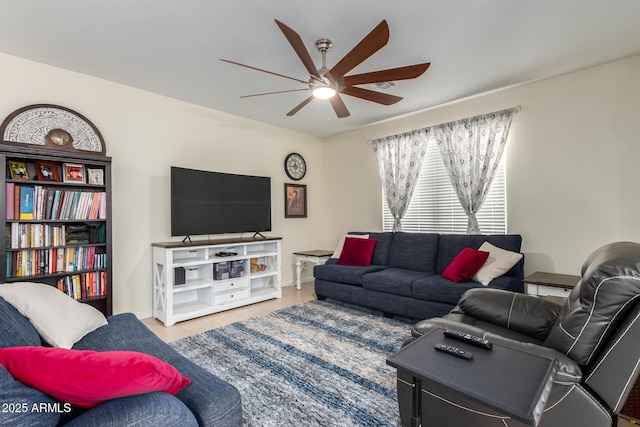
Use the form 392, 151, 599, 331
240, 89, 309, 98
329, 20, 390, 81
340, 86, 402, 105
329, 94, 350, 118
343, 63, 431, 86
275, 20, 322, 80
286, 96, 314, 116
220, 59, 308, 84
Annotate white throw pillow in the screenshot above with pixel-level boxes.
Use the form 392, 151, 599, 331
332, 234, 369, 259
472, 242, 523, 286
0, 282, 107, 348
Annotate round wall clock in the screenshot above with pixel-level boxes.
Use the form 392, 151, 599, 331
284, 152, 306, 180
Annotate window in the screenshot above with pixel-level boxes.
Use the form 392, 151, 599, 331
382, 139, 506, 234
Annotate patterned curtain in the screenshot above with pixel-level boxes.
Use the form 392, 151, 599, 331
432, 108, 516, 234
371, 129, 429, 231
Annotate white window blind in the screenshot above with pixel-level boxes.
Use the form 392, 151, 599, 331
382, 139, 507, 234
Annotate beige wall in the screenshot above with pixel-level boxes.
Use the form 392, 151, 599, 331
322, 54, 640, 276
0, 53, 327, 317
3, 51, 639, 317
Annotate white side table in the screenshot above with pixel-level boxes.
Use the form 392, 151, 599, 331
293, 250, 333, 290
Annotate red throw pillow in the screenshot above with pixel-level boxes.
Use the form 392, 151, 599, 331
337, 237, 377, 266
0, 347, 191, 408
442, 247, 490, 283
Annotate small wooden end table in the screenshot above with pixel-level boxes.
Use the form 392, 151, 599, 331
293, 250, 333, 290
524, 271, 580, 299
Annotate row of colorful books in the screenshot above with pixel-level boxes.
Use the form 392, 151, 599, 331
6, 246, 107, 278
5, 183, 107, 221
7, 223, 66, 249
7, 223, 106, 249
57, 271, 107, 301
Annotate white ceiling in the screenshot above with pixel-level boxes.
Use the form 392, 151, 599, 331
1, 1, 640, 138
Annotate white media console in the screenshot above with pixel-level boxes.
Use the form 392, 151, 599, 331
152, 237, 282, 326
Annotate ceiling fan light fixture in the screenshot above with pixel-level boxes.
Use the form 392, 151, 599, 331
312, 85, 337, 99
222, 19, 430, 118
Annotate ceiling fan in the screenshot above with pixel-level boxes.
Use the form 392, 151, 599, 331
220, 19, 430, 118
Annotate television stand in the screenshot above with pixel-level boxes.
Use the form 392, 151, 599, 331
152, 237, 282, 326
182, 235, 192, 244
252, 231, 266, 239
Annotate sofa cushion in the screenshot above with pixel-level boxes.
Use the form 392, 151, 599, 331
362, 268, 434, 297
473, 242, 524, 286
0, 364, 61, 426
0, 346, 191, 408
332, 234, 369, 259
349, 232, 393, 266
64, 392, 199, 427
0, 297, 41, 348
313, 264, 387, 286
0, 282, 107, 348
436, 234, 522, 274
483, 274, 527, 292
412, 275, 484, 305
441, 248, 490, 283
337, 237, 376, 266
387, 232, 439, 272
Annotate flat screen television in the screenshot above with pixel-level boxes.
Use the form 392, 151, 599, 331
171, 166, 271, 238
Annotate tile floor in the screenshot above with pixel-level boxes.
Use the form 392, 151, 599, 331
140, 282, 317, 343
139, 282, 637, 426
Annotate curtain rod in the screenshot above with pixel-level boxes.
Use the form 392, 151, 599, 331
368, 105, 521, 143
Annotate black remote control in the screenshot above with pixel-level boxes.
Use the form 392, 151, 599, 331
434, 343, 473, 360
443, 329, 493, 350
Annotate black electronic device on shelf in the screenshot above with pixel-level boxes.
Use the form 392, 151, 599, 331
215, 252, 237, 257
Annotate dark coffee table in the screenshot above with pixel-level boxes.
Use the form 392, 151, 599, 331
387, 328, 558, 426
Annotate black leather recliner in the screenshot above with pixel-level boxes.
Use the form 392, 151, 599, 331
398, 241, 640, 426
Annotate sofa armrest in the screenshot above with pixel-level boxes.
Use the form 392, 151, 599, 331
63, 392, 198, 427
457, 288, 562, 341
73, 313, 243, 427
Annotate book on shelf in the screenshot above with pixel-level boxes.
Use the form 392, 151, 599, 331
8, 223, 105, 248
5, 183, 15, 220
56, 271, 107, 301
19, 187, 34, 220
45, 189, 55, 219
6, 246, 106, 278
9, 223, 66, 248
5, 185, 107, 221
13, 185, 20, 219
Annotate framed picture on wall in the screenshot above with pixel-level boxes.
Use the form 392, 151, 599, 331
284, 183, 307, 218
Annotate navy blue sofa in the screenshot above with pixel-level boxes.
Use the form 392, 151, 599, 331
0, 298, 242, 427
314, 232, 524, 320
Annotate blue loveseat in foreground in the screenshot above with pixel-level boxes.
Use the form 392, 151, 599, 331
314, 232, 524, 319
0, 297, 242, 427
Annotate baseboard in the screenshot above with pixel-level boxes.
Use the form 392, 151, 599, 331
133, 310, 153, 320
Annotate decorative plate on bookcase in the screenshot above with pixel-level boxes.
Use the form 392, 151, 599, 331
0, 104, 105, 154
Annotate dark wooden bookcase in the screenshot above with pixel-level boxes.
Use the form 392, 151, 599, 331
1, 141, 113, 316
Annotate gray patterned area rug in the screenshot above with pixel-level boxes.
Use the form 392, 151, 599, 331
170, 299, 414, 426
